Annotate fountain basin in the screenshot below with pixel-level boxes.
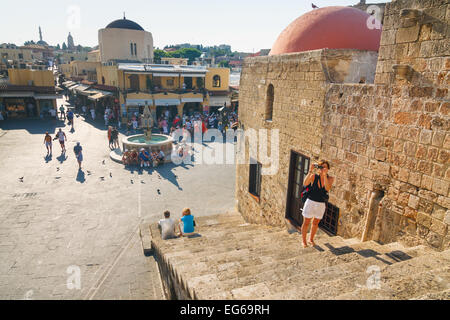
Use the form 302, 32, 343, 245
110, 134, 174, 164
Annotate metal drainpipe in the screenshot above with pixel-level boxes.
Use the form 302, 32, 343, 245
361, 190, 384, 242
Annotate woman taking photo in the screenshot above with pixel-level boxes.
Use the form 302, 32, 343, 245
301, 160, 334, 248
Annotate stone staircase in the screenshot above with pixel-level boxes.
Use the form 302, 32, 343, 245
150, 212, 450, 300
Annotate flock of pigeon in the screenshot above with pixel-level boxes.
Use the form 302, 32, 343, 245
19, 158, 164, 195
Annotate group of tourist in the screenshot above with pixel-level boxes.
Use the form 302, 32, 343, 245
43, 128, 83, 169
107, 126, 120, 150
121, 148, 165, 168
158, 208, 196, 240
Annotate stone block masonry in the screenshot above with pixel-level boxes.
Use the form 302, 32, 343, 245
236, 0, 449, 251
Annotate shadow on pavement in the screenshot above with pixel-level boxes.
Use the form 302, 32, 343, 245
57, 152, 68, 164
76, 169, 86, 183
44, 154, 53, 163
0, 119, 67, 135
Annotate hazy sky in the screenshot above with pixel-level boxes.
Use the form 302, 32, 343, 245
0, 0, 389, 52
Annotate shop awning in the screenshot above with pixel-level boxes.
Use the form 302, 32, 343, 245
180, 73, 206, 78
0, 92, 35, 98
181, 97, 204, 103
35, 94, 63, 100
78, 89, 97, 97
209, 96, 231, 107
152, 73, 180, 77
88, 91, 113, 101
126, 99, 153, 106
72, 84, 91, 93
154, 99, 181, 106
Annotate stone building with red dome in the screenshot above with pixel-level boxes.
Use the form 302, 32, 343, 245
236, 0, 449, 251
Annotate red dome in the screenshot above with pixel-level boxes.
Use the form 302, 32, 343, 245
270, 6, 382, 55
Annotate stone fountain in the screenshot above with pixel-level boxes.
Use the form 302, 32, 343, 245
110, 103, 174, 164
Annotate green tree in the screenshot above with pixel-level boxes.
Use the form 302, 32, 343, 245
218, 60, 230, 68
175, 48, 202, 64
154, 49, 170, 63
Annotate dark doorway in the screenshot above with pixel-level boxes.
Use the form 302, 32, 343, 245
129, 75, 140, 92
183, 102, 202, 116
286, 151, 310, 227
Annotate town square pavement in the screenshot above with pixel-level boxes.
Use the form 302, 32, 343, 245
0, 99, 236, 299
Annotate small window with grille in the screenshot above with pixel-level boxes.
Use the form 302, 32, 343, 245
249, 160, 262, 198
319, 203, 340, 236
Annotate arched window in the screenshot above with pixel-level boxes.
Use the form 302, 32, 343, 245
213, 75, 221, 88
265, 84, 274, 121
134, 43, 137, 56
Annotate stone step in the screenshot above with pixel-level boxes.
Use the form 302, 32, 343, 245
225, 255, 398, 300
410, 288, 450, 300
153, 223, 332, 258
164, 230, 327, 269
261, 244, 436, 299
167, 233, 347, 267
335, 266, 450, 300
194, 251, 371, 299
154, 226, 292, 254
265, 249, 450, 300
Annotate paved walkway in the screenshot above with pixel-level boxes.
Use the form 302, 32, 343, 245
0, 99, 235, 299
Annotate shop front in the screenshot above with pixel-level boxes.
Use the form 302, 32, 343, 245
4, 98, 28, 118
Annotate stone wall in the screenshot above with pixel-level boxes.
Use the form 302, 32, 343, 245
322, 82, 449, 250
236, 0, 449, 250
375, 0, 449, 86
236, 49, 378, 227
237, 50, 327, 227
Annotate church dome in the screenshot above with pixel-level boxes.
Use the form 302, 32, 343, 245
106, 18, 144, 31
270, 6, 382, 56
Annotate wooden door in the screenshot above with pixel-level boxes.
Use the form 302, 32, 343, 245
286, 151, 310, 227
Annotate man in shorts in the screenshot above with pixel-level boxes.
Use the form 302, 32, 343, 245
54, 128, 67, 153
44, 132, 52, 155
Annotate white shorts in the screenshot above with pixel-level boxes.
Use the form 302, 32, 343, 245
302, 199, 326, 220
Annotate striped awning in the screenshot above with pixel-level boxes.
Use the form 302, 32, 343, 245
0, 92, 34, 98
181, 97, 204, 103
35, 94, 63, 100
88, 91, 113, 101
154, 99, 181, 106
126, 99, 153, 106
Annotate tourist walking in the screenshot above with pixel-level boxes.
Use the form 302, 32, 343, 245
111, 126, 120, 150
44, 132, 52, 155
73, 142, 83, 170
59, 105, 65, 120
54, 128, 67, 153
108, 126, 113, 149
301, 160, 334, 248
90, 108, 96, 121
67, 110, 74, 130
